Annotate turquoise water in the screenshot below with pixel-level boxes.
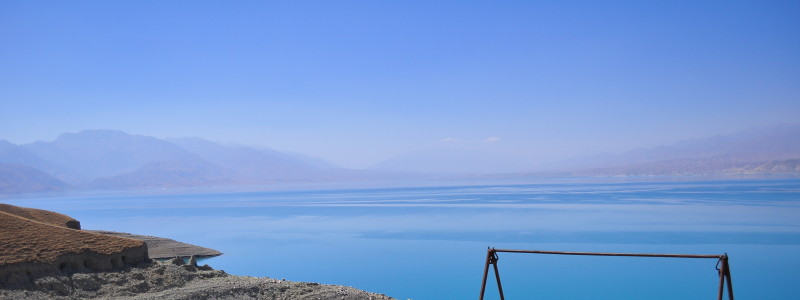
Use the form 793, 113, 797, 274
5, 178, 800, 299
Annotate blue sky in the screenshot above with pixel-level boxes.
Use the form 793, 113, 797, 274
1, 1, 798, 168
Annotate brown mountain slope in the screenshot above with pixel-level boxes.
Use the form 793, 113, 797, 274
0, 203, 80, 229
0, 205, 148, 288
0, 211, 144, 266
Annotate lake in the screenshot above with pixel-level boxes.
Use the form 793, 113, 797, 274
4, 177, 800, 299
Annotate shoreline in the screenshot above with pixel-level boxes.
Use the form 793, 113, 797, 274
88, 230, 223, 259
0, 204, 397, 299
0, 258, 398, 300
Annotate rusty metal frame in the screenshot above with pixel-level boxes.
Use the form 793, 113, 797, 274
479, 248, 733, 300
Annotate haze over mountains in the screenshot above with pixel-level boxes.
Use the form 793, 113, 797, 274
369, 123, 800, 176
1, 124, 799, 194
0, 130, 375, 194
561, 123, 800, 176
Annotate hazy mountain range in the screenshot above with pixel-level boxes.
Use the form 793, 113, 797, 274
562, 123, 800, 176
0, 130, 389, 194
1, 124, 799, 194
370, 123, 800, 176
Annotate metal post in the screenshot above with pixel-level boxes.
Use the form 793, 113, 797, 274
717, 260, 725, 300
717, 254, 735, 300
722, 255, 734, 300
491, 251, 505, 300
479, 248, 506, 300
479, 248, 493, 300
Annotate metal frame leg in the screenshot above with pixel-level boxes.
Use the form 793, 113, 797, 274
479, 248, 505, 300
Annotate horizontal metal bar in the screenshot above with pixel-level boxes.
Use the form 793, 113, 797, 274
491, 249, 725, 259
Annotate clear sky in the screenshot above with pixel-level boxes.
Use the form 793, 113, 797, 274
2, 1, 798, 169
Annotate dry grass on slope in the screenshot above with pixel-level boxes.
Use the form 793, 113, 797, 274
0, 203, 80, 229
0, 210, 143, 265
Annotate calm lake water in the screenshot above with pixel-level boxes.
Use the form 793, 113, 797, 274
5, 177, 800, 299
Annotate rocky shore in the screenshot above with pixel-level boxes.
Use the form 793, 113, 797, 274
0, 258, 397, 300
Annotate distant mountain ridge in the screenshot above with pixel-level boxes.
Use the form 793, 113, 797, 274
0, 130, 352, 193
565, 123, 800, 176
0, 163, 67, 194
0, 140, 56, 175
369, 124, 800, 177
369, 148, 528, 174
167, 137, 324, 181
1, 125, 798, 194
22, 130, 201, 184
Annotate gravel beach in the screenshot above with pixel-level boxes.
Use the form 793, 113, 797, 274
0, 258, 398, 300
